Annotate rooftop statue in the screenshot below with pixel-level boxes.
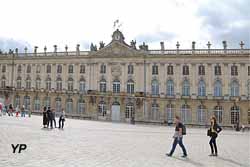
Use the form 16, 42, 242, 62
99, 41, 105, 49
130, 40, 136, 49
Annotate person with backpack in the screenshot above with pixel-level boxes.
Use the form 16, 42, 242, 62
166, 116, 187, 158
207, 116, 222, 156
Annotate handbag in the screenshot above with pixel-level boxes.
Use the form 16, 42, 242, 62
207, 129, 211, 136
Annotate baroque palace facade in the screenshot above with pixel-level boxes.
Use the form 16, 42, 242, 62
0, 29, 250, 126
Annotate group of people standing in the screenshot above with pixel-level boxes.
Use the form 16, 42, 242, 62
0, 104, 27, 117
166, 115, 222, 158
42, 106, 66, 129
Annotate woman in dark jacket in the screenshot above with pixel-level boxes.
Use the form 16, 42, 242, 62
42, 106, 47, 128
208, 116, 222, 156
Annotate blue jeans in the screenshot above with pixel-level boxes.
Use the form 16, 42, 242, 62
169, 137, 187, 156
21, 112, 25, 117
209, 136, 217, 154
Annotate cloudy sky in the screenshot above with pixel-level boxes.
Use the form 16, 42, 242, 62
0, 0, 249, 52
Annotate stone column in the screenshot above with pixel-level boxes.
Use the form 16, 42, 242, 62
31, 64, 36, 89
62, 64, 67, 90
73, 95, 78, 114
175, 64, 181, 97
121, 62, 126, 92
207, 64, 212, 97
146, 63, 151, 94
72, 64, 77, 91
240, 64, 245, 96
223, 63, 229, 98
159, 63, 165, 95
51, 64, 56, 90
41, 64, 46, 89
191, 64, 196, 97
106, 63, 111, 91
22, 64, 26, 88
93, 63, 98, 91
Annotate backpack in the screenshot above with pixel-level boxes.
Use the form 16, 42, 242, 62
182, 124, 186, 135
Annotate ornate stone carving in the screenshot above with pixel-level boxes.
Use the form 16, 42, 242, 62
111, 64, 122, 77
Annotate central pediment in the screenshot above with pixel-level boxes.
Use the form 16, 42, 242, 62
93, 41, 140, 57
91, 29, 142, 57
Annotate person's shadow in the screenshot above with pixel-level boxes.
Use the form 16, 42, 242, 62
217, 156, 249, 167
172, 156, 204, 167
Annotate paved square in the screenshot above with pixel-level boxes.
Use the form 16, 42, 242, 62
0, 115, 249, 167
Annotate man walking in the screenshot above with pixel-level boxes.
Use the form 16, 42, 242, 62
166, 116, 187, 158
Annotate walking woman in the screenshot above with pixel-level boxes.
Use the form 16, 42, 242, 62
208, 116, 222, 156
42, 106, 47, 128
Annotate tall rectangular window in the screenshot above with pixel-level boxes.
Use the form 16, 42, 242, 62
128, 64, 134, 74
152, 64, 158, 75
198, 65, 205, 75
68, 65, 74, 74
100, 64, 106, 74
80, 65, 85, 74
231, 65, 238, 76
167, 65, 173, 75
183, 65, 189, 75
215, 65, 221, 75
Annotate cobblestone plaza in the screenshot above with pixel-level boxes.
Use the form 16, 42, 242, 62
0, 115, 249, 167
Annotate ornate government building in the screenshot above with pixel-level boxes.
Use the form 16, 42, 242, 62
0, 29, 250, 126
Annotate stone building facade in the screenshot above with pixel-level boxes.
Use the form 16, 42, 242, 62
0, 29, 250, 126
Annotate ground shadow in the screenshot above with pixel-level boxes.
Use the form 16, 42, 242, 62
171, 156, 204, 167
217, 156, 249, 167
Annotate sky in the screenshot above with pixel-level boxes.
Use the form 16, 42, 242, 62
0, 0, 249, 52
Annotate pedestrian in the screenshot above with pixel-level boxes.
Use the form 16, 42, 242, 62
52, 109, 57, 128
3, 106, 7, 115
47, 106, 53, 129
42, 106, 47, 128
0, 103, 2, 117
28, 109, 31, 117
21, 105, 25, 117
58, 108, 65, 129
166, 116, 187, 158
15, 105, 19, 117
207, 116, 222, 156
241, 124, 245, 132
9, 104, 13, 116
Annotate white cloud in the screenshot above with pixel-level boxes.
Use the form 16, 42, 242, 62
0, 0, 248, 51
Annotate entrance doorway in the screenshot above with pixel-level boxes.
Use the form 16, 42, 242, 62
111, 102, 120, 122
